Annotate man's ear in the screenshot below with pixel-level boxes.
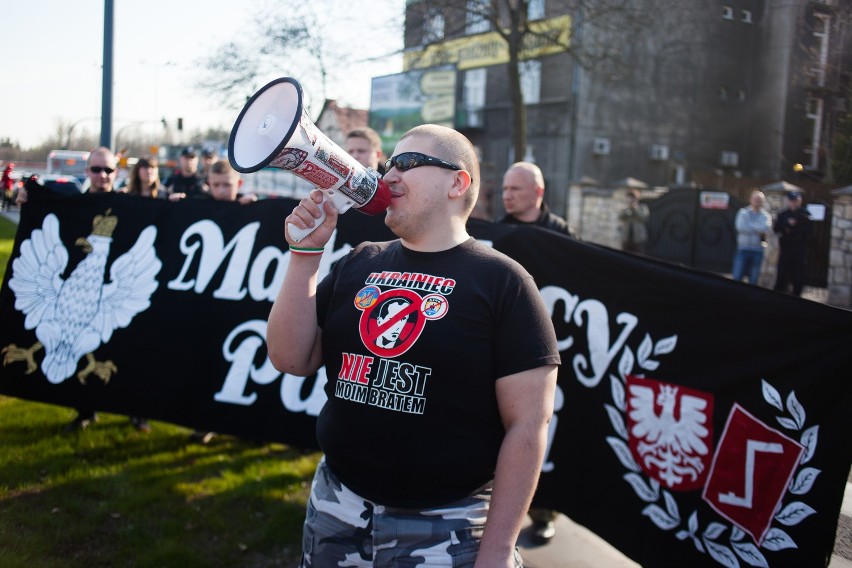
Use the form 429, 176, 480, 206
237, 178, 244, 189
449, 170, 472, 199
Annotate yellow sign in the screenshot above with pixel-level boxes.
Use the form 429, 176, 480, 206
403, 15, 571, 71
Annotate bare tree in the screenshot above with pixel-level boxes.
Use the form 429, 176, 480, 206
407, 0, 646, 162
197, 8, 335, 116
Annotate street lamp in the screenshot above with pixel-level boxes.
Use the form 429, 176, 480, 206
113, 120, 170, 155
65, 117, 100, 149
114, 122, 143, 152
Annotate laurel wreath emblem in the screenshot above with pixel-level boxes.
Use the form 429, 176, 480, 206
605, 333, 820, 567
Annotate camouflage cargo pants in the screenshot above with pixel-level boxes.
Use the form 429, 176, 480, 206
300, 458, 523, 567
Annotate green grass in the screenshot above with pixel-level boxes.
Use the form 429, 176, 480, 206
0, 215, 318, 567
0, 216, 15, 277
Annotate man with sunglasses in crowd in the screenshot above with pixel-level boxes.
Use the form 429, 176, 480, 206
15, 147, 152, 433
16, 146, 117, 205
268, 124, 560, 567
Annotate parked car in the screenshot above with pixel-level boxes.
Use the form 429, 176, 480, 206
26, 173, 83, 197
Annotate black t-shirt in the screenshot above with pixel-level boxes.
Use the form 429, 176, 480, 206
315, 238, 560, 508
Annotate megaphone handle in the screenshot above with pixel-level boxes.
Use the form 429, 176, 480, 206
287, 206, 326, 243
287, 190, 353, 244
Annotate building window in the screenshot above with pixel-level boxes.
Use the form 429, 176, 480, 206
741, 10, 752, 23
423, 9, 445, 43
465, 0, 490, 34
718, 86, 729, 101
648, 144, 669, 161
528, 0, 545, 21
804, 96, 823, 170
520, 60, 542, 105
463, 68, 487, 127
720, 151, 739, 167
736, 89, 746, 102
722, 6, 734, 20
811, 14, 831, 88
593, 138, 611, 156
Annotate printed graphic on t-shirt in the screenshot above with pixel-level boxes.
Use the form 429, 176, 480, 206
333, 270, 453, 415
355, 272, 452, 358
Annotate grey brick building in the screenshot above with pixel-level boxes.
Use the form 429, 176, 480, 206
392, 0, 852, 219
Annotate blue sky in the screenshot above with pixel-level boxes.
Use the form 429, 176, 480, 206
2, 0, 403, 148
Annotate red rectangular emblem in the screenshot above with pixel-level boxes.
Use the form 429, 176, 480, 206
702, 404, 804, 544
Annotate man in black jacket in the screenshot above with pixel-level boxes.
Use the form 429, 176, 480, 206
500, 161, 573, 237
165, 146, 207, 199
773, 191, 812, 296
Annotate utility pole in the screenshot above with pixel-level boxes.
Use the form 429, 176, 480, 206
100, 0, 114, 148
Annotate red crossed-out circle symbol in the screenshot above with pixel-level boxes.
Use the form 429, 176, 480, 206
357, 288, 427, 358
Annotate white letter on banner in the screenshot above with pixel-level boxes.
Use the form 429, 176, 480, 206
214, 319, 280, 405
167, 220, 260, 299
572, 300, 637, 388
212, 223, 259, 300
168, 222, 205, 291
248, 246, 289, 302
541, 384, 564, 473
539, 285, 579, 352
280, 368, 328, 416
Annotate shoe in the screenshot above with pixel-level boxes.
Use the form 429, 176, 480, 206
63, 412, 97, 433
530, 520, 556, 545
130, 417, 152, 433
188, 431, 215, 444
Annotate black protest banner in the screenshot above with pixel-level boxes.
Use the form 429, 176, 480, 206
0, 192, 393, 449
1, 193, 850, 568
478, 222, 852, 568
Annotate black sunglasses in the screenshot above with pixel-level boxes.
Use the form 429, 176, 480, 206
89, 166, 115, 174
385, 152, 461, 174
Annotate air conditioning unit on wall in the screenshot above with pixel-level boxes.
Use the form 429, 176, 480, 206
719, 151, 739, 167
593, 137, 610, 156
648, 144, 669, 161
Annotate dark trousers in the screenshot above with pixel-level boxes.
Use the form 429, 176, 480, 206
774, 247, 806, 296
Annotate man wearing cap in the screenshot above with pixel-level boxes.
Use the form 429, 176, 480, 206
200, 147, 218, 183
773, 191, 812, 296
165, 146, 207, 199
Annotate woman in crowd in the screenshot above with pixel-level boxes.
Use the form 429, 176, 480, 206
125, 156, 162, 198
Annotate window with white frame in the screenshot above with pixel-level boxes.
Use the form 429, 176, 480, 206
811, 13, 831, 88
722, 6, 734, 20
528, 0, 545, 20
423, 9, 445, 43
741, 10, 752, 23
465, 0, 490, 34
463, 68, 487, 127
804, 96, 824, 170
520, 60, 542, 105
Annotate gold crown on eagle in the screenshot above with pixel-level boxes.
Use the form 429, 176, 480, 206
91, 209, 118, 237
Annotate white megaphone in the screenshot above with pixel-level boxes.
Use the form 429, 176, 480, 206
228, 77, 391, 243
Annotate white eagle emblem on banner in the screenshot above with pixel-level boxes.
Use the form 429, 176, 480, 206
2, 211, 161, 384
626, 376, 714, 491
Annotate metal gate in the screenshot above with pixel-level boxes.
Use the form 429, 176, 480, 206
644, 188, 745, 274
800, 198, 831, 288
644, 188, 831, 286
